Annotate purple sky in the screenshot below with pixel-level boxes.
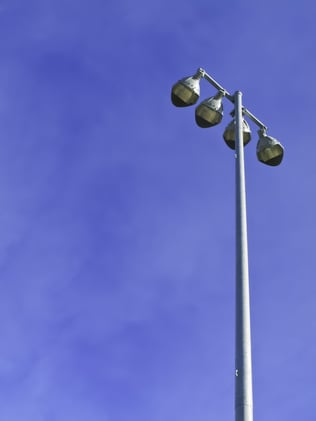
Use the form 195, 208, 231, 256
0, 0, 315, 419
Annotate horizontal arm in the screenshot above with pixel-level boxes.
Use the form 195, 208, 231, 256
198, 68, 268, 130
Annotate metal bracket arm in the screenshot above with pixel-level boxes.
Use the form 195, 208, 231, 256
198, 68, 268, 130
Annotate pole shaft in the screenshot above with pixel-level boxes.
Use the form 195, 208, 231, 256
234, 91, 253, 421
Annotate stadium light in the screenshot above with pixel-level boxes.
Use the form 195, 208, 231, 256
171, 68, 284, 421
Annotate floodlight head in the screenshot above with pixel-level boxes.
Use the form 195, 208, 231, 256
171, 71, 202, 107
256, 129, 284, 166
223, 118, 251, 149
195, 91, 224, 128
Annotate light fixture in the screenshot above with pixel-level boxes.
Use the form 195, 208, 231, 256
256, 129, 284, 166
171, 67, 285, 421
195, 91, 224, 128
171, 71, 202, 107
223, 118, 251, 149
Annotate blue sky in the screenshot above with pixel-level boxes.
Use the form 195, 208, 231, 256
0, 0, 315, 419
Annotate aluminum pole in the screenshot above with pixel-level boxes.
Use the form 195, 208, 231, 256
234, 91, 253, 421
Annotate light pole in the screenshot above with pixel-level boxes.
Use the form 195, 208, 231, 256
171, 68, 284, 421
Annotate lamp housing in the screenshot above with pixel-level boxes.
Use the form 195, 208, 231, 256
256, 130, 284, 166
171, 72, 202, 107
195, 91, 224, 128
223, 118, 251, 150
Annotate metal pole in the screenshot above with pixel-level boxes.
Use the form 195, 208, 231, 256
234, 91, 253, 421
